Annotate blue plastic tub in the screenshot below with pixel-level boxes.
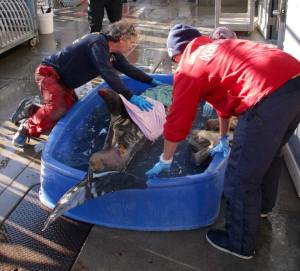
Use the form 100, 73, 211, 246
40, 74, 226, 231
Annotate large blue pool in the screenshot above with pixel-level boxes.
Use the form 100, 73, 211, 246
39, 74, 226, 231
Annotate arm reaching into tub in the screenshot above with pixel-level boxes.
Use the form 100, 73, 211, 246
210, 116, 230, 157
146, 140, 178, 177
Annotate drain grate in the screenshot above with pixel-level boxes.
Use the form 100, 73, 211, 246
0, 185, 92, 271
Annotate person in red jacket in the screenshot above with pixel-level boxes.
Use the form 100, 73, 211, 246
146, 24, 300, 259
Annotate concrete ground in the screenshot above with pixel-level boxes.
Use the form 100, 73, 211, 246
0, 0, 299, 270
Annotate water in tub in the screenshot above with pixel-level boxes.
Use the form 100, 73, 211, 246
54, 85, 210, 177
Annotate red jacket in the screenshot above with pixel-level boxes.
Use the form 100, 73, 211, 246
164, 36, 300, 142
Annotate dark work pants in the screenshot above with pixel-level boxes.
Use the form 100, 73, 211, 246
224, 76, 300, 255
88, 0, 123, 33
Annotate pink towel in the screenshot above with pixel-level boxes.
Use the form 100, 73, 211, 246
119, 95, 166, 141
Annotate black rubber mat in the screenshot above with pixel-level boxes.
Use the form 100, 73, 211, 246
0, 185, 92, 271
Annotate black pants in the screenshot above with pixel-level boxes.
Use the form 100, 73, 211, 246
224, 76, 300, 255
88, 0, 123, 33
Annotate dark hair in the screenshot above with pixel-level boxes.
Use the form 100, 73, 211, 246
103, 20, 138, 42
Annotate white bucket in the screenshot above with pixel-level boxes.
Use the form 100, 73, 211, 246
37, 11, 54, 34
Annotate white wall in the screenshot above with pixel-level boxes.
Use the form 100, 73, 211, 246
283, 0, 300, 60
282, 0, 300, 196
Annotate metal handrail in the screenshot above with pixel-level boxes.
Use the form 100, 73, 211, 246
0, 0, 38, 53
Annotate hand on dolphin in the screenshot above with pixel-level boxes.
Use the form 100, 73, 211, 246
130, 95, 153, 111
146, 154, 172, 178
209, 135, 230, 157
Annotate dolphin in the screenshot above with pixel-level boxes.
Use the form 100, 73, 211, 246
188, 130, 219, 166
42, 171, 147, 231
189, 117, 236, 166
43, 89, 149, 231
88, 88, 147, 173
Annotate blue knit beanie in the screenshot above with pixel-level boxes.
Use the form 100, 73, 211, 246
167, 24, 201, 58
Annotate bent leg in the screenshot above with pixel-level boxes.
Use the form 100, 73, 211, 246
261, 115, 299, 214
25, 65, 77, 137
261, 153, 282, 214
224, 77, 300, 255
261, 92, 300, 214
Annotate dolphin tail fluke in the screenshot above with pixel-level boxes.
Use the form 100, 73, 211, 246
42, 171, 147, 231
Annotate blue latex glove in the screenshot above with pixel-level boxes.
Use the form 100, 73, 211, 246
210, 135, 230, 157
130, 95, 153, 111
146, 154, 172, 178
150, 78, 164, 87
